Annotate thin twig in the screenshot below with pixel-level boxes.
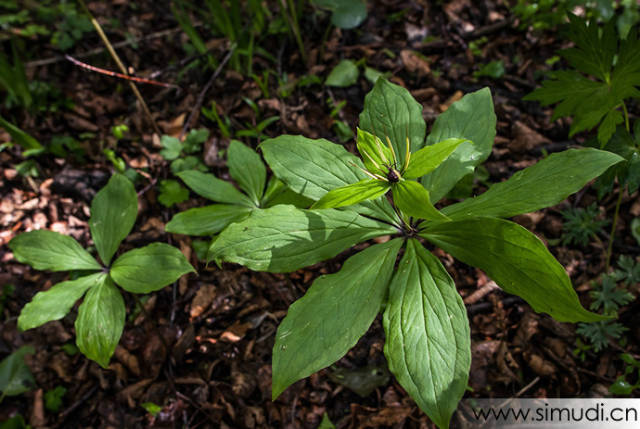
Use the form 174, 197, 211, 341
77, 0, 161, 135
180, 45, 236, 139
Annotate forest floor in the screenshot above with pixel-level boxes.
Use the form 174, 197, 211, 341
1, 1, 639, 428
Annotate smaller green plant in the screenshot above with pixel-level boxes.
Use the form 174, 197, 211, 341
560, 203, 608, 246
9, 174, 194, 367
0, 346, 35, 402
577, 260, 636, 352
524, 16, 640, 146
610, 353, 640, 395
44, 385, 66, 412
474, 60, 505, 79
166, 140, 310, 237
311, 0, 367, 30
159, 128, 209, 174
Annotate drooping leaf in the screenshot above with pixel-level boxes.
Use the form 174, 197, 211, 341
0, 115, 42, 151
359, 79, 426, 163
325, 59, 359, 87
421, 217, 605, 322
110, 243, 195, 294
0, 346, 36, 397
89, 174, 138, 266
356, 128, 393, 175
403, 138, 469, 179
421, 88, 496, 202
260, 135, 399, 224
177, 170, 253, 206
9, 230, 101, 272
18, 273, 106, 331
75, 276, 125, 368
208, 205, 397, 272
392, 180, 449, 222
227, 140, 266, 205
383, 239, 470, 429
272, 238, 403, 398
312, 179, 390, 209
165, 204, 253, 236
442, 148, 624, 219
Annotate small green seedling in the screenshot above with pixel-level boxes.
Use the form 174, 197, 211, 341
610, 353, 640, 395
560, 203, 609, 246
159, 128, 209, 174
10, 174, 194, 368
166, 140, 310, 237
208, 79, 623, 428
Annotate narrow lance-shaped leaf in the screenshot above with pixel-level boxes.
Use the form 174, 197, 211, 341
383, 239, 470, 429
260, 135, 399, 224
421, 217, 606, 322
165, 204, 253, 236
392, 180, 449, 222
9, 230, 101, 272
359, 79, 427, 161
177, 170, 253, 206
208, 205, 397, 272
272, 238, 403, 399
356, 128, 393, 176
403, 138, 469, 179
227, 140, 267, 205
442, 148, 624, 219
110, 243, 195, 294
75, 275, 125, 368
312, 179, 390, 209
90, 174, 138, 265
421, 88, 496, 202
18, 273, 106, 331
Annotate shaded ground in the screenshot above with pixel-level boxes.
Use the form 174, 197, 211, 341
1, 1, 639, 428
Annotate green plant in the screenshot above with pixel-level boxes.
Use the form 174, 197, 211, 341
524, 16, 640, 146
166, 139, 310, 237
159, 128, 209, 174
577, 259, 636, 352
0, 346, 35, 402
560, 203, 608, 246
207, 79, 622, 428
311, 0, 367, 29
9, 174, 194, 367
610, 353, 640, 395
44, 385, 66, 412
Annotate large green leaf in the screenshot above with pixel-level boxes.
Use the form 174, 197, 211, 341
177, 170, 253, 206
260, 135, 398, 224
403, 138, 469, 179
272, 238, 403, 398
9, 230, 101, 272
383, 239, 470, 429
75, 276, 125, 368
227, 140, 267, 205
421, 88, 496, 202
111, 243, 194, 294
312, 179, 390, 209
165, 204, 253, 236
0, 346, 36, 397
421, 217, 605, 322
359, 79, 426, 163
442, 148, 624, 219
208, 205, 397, 272
90, 174, 138, 265
392, 180, 449, 222
18, 273, 105, 331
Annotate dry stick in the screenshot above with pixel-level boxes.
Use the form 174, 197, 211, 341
77, 0, 161, 135
179, 45, 236, 140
